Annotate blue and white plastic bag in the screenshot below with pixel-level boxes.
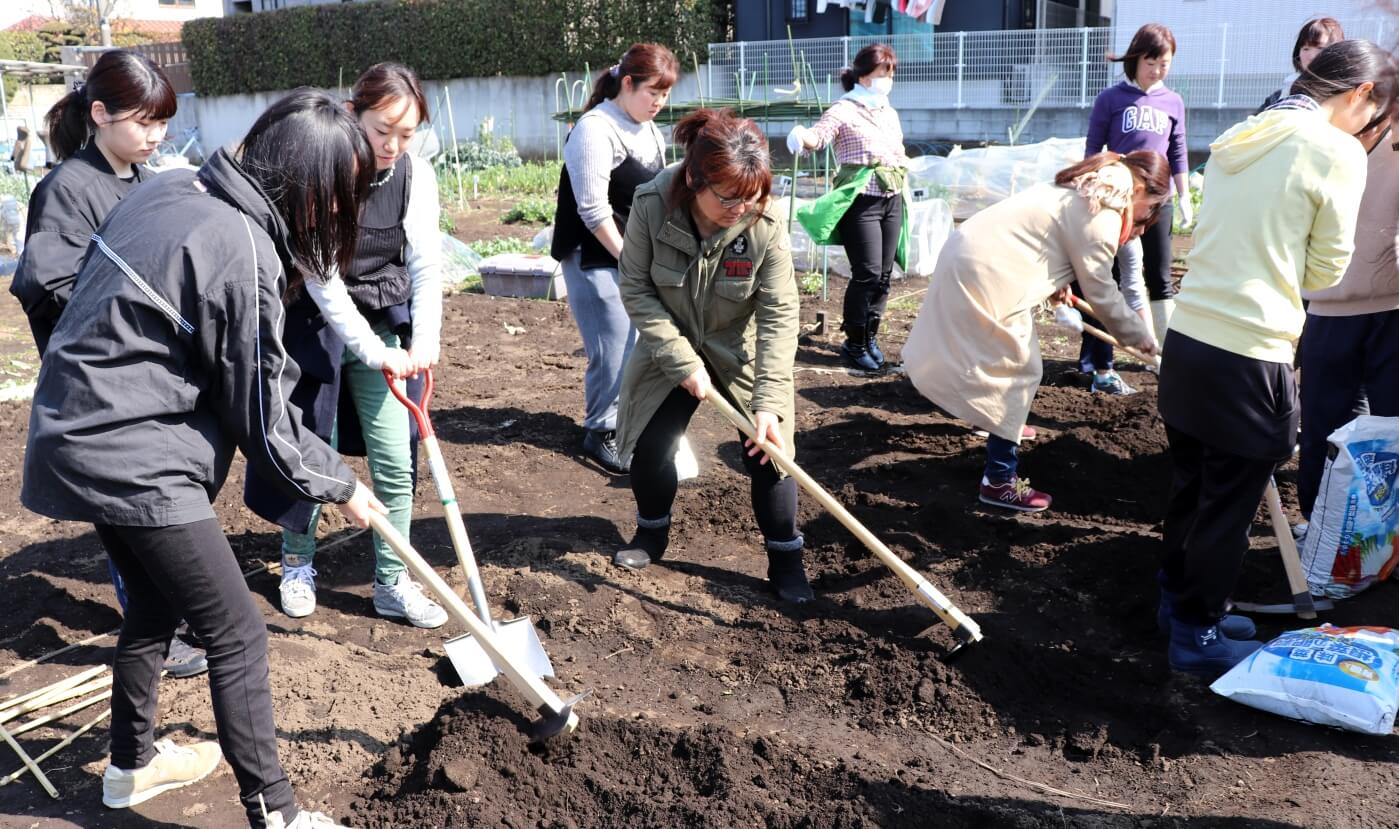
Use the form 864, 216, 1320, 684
1211, 625, 1399, 735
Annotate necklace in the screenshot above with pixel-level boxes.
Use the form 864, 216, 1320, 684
371, 163, 395, 189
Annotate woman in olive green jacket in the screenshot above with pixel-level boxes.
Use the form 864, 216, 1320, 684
612, 108, 810, 603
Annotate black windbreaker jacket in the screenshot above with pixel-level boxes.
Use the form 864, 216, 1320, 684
22, 149, 356, 527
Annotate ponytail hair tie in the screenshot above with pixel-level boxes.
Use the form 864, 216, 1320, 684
609, 64, 621, 79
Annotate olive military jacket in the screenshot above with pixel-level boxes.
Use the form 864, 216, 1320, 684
616, 166, 800, 462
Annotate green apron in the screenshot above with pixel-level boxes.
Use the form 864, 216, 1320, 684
795, 164, 910, 270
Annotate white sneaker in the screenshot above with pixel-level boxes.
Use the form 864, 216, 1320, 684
373, 573, 448, 629
265, 808, 348, 828
279, 564, 318, 618
1292, 521, 1309, 541
102, 739, 222, 808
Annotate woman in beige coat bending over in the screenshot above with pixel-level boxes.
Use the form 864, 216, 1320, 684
902, 151, 1168, 513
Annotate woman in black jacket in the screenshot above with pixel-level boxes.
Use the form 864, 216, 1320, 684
8, 50, 209, 677
22, 90, 381, 829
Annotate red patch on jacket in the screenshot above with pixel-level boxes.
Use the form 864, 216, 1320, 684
723, 259, 753, 279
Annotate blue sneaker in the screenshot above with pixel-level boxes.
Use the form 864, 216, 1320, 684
1091, 371, 1136, 396
1157, 590, 1256, 639
1167, 620, 1262, 678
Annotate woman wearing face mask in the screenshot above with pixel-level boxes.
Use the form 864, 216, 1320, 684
611, 109, 811, 604
901, 152, 1165, 513
8, 49, 210, 679
552, 43, 679, 474
788, 43, 909, 373
23, 88, 384, 829
243, 62, 447, 630
1082, 23, 1191, 391
1157, 40, 1394, 678
1258, 17, 1345, 113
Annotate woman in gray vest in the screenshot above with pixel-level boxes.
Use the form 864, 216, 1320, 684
245, 63, 447, 629
552, 43, 677, 473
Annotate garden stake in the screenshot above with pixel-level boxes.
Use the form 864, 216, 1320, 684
384, 369, 555, 687
0, 720, 56, 798
704, 393, 983, 656
367, 511, 581, 742
0, 707, 111, 788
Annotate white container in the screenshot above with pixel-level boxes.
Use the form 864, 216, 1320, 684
478, 253, 566, 300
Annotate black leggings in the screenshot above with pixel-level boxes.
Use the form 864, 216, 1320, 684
1140, 201, 1175, 302
631, 386, 798, 543
97, 519, 296, 828
838, 192, 902, 332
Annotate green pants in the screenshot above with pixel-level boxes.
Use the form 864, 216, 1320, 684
282, 330, 413, 583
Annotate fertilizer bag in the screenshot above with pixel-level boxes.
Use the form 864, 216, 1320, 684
1300, 415, 1399, 599
1211, 625, 1399, 735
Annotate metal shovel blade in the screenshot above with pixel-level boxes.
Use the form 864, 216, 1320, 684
443, 617, 555, 688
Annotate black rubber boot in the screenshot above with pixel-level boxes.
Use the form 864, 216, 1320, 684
866, 314, 885, 367
765, 537, 813, 603
614, 515, 671, 570
841, 325, 881, 373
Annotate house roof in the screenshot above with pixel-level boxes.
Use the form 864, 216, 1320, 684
5, 15, 183, 39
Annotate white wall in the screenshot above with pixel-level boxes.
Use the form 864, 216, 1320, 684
186, 72, 706, 160
117, 0, 224, 21
1113, 1, 1393, 75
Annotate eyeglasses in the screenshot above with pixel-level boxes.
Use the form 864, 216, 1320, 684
708, 186, 758, 210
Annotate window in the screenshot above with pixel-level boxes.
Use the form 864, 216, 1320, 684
789, 0, 809, 23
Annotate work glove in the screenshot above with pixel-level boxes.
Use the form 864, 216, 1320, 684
786, 125, 811, 156
1177, 193, 1193, 227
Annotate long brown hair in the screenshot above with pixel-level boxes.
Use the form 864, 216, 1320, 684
1291, 40, 1398, 135
45, 49, 177, 162
667, 108, 772, 220
1056, 150, 1172, 227
584, 43, 679, 112
1110, 23, 1177, 83
350, 62, 430, 124
841, 43, 897, 92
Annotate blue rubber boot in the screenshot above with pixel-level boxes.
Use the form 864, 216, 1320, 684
1167, 619, 1263, 678
1157, 589, 1257, 639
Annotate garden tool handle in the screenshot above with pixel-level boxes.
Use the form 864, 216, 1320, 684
1066, 296, 1162, 369
383, 367, 435, 438
382, 368, 494, 625
1265, 477, 1318, 619
704, 392, 982, 644
366, 511, 578, 734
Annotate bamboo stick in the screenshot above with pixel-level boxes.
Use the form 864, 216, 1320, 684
8, 689, 111, 738
0, 720, 57, 798
1, 676, 114, 725
0, 666, 106, 711
0, 707, 111, 788
1, 632, 117, 680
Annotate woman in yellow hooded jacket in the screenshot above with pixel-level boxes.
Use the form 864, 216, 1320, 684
1157, 39, 1395, 678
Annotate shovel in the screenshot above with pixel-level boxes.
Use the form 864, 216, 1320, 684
385, 368, 555, 686
703, 392, 983, 656
1054, 307, 1331, 619
1059, 297, 1160, 368
366, 511, 581, 741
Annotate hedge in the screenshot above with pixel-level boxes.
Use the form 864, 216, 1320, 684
184, 0, 728, 98
0, 32, 45, 65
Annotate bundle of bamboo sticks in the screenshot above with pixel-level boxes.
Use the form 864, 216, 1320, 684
0, 665, 115, 798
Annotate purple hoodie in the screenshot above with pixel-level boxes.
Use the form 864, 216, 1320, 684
1085, 80, 1188, 176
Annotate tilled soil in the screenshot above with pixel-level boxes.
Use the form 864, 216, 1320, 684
0, 277, 1395, 829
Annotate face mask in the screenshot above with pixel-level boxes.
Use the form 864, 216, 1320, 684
869, 77, 894, 96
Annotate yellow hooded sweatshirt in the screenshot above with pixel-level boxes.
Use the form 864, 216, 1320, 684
1171, 107, 1368, 363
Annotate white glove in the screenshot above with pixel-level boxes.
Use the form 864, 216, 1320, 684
1054, 303, 1084, 333
786, 125, 810, 156
1177, 194, 1193, 227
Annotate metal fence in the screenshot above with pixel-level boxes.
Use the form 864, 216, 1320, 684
705, 19, 1394, 112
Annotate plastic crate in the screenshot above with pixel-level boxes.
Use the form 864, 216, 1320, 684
478, 253, 566, 300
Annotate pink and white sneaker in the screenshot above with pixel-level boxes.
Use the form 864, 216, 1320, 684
979, 476, 1052, 513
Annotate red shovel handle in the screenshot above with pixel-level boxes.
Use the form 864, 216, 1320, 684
383, 367, 435, 438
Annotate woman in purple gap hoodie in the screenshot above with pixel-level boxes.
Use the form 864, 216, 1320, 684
1083, 23, 1192, 392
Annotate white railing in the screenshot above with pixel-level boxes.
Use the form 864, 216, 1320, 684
706, 19, 1392, 111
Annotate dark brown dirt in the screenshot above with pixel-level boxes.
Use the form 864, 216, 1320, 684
0, 268, 1396, 828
